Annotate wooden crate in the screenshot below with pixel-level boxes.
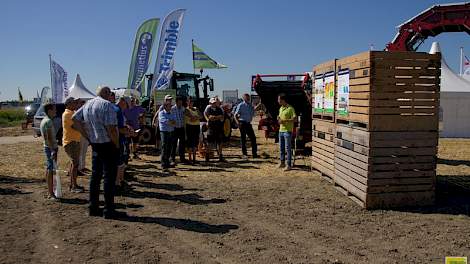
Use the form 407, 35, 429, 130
334, 124, 438, 208
335, 51, 441, 131
311, 120, 335, 179
312, 60, 336, 122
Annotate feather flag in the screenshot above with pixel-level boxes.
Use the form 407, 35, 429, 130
18, 87, 23, 103
127, 18, 160, 95
49, 56, 68, 103
192, 40, 227, 69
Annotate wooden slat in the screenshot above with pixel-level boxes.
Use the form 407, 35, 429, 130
365, 191, 435, 209
349, 77, 371, 86
371, 155, 435, 164
312, 144, 335, 161
335, 166, 368, 192
368, 177, 434, 186
369, 147, 437, 156
313, 120, 335, 134
368, 170, 436, 179
313, 137, 335, 148
311, 156, 334, 178
333, 173, 367, 202
312, 153, 334, 167
371, 163, 436, 171
335, 125, 370, 147
368, 184, 434, 193
371, 51, 440, 60
373, 68, 441, 77
335, 154, 369, 178
335, 144, 369, 163
368, 115, 438, 131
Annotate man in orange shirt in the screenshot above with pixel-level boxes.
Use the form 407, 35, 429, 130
63, 97, 84, 192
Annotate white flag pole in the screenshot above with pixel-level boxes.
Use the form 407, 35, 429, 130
49, 54, 54, 102
460, 47, 464, 76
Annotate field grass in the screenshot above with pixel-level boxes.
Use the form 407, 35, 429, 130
0, 108, 25, 127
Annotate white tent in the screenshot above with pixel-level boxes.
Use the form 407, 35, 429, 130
67, 74, 95, 100
112, 87, 141, 99
430, 42, 470, 138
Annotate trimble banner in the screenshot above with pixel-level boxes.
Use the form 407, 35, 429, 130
152, 9, 186, 91
127, 18, 160, 94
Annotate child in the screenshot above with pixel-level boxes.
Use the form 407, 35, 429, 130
40, 103, 58, 199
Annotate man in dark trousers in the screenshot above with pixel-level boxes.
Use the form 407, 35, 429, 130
171, 96, 188, 164
72, 86, 125, 219
234, 93, 258, 160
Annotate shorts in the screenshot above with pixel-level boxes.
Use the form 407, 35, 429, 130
44, 146, 56, 171
64, 141, 80, 165
186, 124, 200, 148
207, 125, 223, 144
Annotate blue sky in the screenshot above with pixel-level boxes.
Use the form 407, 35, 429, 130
1, 0, 468, 100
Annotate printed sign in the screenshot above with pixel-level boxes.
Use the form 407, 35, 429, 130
337, 68, 350, 116
313, 74, 324, 113
324, 71, 335, 113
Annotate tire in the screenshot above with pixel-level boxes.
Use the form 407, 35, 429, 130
139, 126, 154, 145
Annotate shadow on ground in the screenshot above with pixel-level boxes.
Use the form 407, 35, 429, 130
0, 175, 43, 184
438, 158, 470, 167
133, 180, 200, 192
395, 175, 470, 216
0, 187, 31, 195
119, 216, 238, 234
122, 189, 226, 205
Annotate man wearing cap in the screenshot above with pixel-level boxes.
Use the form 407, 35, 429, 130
63, 97, 84, 193
204, 97, 225, 161
152, 95, 173, 154
158, 95, 177, 171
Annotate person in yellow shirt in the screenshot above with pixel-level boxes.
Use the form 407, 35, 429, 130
277, 94, 296, 171
62, 97, 84, 193
185, 97, 202, 164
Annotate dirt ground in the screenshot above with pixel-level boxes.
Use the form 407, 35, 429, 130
0, 127, 469, 263
0, 125, 33, 137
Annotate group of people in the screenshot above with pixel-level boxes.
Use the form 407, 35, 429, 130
40, 86, 296, 219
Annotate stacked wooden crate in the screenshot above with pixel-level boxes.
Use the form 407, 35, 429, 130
333, 51, 441, 208
311, 60, 336, 179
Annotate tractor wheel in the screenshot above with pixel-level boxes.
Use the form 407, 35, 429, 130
139, 126, 154, 145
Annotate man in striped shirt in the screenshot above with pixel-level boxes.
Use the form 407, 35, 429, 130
72, 86, 124, 219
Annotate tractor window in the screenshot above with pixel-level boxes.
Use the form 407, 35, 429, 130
176, 78, 197, 98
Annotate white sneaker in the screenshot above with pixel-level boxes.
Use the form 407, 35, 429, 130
284, 166, 292, 171
242, 155, 248, 160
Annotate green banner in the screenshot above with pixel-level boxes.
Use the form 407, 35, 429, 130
192, 41, 227, 69
127, 18, 160, 95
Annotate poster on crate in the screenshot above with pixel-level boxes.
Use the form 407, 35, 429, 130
313, 74, 324, 113
337, 68, 350, 116
323, 71, 335, 113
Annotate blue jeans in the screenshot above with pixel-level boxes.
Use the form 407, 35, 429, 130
279, 132, 292, 167
160, 131, 173, 168
44, 146, 55, 171
90, 142, 118, 214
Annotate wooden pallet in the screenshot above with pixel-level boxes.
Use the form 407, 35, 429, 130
333, 123, 437, 208
334, 51, 441, 132
311, 120, 335, 179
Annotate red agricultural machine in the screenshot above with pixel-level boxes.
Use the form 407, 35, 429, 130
387, 2, 470, 51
